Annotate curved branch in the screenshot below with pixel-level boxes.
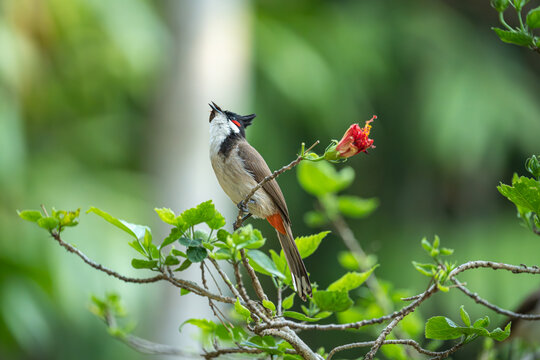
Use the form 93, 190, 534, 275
51, 231, 164, 284
453, 279, 540, 320
327, 339, 464, 360
51, 230, 234, 304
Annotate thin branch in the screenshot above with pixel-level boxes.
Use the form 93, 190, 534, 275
104, 312, 199, 358
260, 328, 323, 360
449, 260, 540, 277
327, 339, 464, 360
453, 279, 540, 320
364, 284, 438, 360
277, 285, 283, 317
234, 140, 320, 229
204, 262, 224, 296
201, 262, 234, 330
204, 346, 295, 359
239, 249, 269, 304
51, 231, 165, 284
163, 269, 235, 304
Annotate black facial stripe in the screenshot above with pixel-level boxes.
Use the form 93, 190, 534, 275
219, 132, 241, 157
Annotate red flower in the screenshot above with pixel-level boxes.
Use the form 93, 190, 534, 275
335, 116, 376, 158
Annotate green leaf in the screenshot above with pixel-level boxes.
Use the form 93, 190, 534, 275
337, 196, 379, 218
216, 229, 231, 243
186, 246, 207, 263
282, 311, 327, 322
425, 315, 511, 342
294, 231, 330, 259
179, 200, 224, 229
247, 250, 286, 279
212, 248, 232, 260
440, 247, 454, 256
312, 290, 353, 312
18, 210, 43, 222
263, 300, 276, 312
87, 207, 150, 240
525, 155, 540, 179
180, 288, 190, 296
164, 255, 180, 266
526, 6, 540, 29
128, 240, 146, 256
491, 0, 510, 12
179, 237, 202, 247
489, 322, 511, 341
498, 174, 540, 214
154, 208, 177, 225
327, 266, 378, 292
492, 28, 534, 47
304, 210, 328, 227
206, 209, 226, 230
131, 259, 158, 270
232, 225, 266, 249
160, 228, 183, 249
37, 217, 60, 231
176, 259, 192, 271
297, 161, 354, 196
425, 317, 464, 340
460, 306, 471, 327
234, 298, 252, 321
58, 209, 81, 227
412, 262, 437, 277
282, 293, 295, 310
180, 318, 217, 332
421, 237, 432, 252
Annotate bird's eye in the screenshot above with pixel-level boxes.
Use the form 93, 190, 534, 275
231, 120, 241, 128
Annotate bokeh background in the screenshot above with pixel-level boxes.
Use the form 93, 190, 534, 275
1, 0, 539, 359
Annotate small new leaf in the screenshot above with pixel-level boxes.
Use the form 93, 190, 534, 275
87, 207, 150, 241
234, 298, 252, 322
18, 210, 43, 222
263, 300, 276, 312
282, 311, 327, 322
282, 293, 295, 310
154, 208, 177, 225
327, 265, 378, 292
492, 28, 534, 47
293, 231, 330, 259
460, 306, 471, 327
131, 259, 158, 270
37, 217, 60, 231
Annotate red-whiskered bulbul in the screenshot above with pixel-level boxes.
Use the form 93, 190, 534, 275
208, 102, 312, 301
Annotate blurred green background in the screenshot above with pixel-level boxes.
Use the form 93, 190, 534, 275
1, 0, 539, 359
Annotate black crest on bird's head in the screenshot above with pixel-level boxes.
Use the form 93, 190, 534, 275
209, 102, 256, 138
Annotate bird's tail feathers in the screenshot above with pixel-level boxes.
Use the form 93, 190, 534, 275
277, 228, 312, 301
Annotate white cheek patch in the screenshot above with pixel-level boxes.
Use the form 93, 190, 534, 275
229, 121, 240, 134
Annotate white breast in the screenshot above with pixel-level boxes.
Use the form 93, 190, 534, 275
209, 145, 276, 219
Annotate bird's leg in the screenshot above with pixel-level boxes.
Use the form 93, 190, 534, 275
237, 200, 249, 214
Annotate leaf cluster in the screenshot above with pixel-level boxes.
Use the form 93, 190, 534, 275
491, 0, 540, 51
498, 155, 540, 236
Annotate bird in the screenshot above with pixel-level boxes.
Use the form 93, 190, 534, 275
208, 102, 312, 301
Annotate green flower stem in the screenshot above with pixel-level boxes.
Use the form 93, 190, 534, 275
499, 11, 514, 31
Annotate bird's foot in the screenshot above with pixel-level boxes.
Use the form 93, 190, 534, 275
236, 199, 255, 214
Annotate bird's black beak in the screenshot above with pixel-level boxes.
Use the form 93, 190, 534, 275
209, 101, 223, 122
209, 102, 223, 114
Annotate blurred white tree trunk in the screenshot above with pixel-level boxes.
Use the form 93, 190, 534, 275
148, 0, 252, 358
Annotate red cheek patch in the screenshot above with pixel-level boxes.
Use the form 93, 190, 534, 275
232, 120, 241, 128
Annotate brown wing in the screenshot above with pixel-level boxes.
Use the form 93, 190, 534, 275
236, 141, 290, 223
